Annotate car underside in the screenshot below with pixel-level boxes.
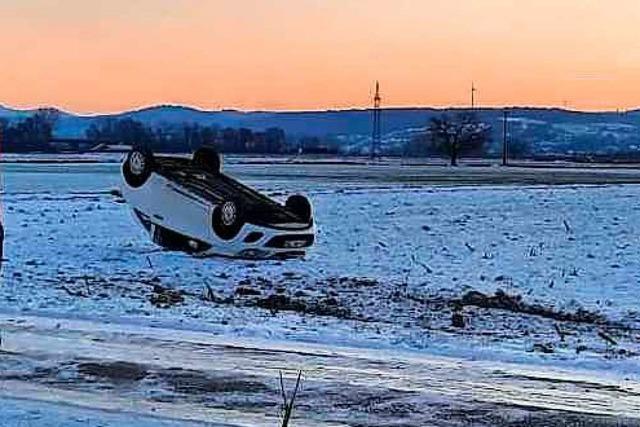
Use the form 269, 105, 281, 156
121, 147, 315, 259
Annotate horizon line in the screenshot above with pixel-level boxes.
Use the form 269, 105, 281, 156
1, 102, 638, 117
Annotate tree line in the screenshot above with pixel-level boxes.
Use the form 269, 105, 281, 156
0, 109, 498, 163
0, 109, 59, 152
0, 112, 293, 154
86, 119, 289, 154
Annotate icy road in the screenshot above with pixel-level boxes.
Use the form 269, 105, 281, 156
0, 313, 638, 426
1, 158, 640, 425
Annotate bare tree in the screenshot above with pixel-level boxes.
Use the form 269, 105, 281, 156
428, 112, 491, 166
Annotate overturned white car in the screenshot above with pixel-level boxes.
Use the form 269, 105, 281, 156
121, 146, 315, 259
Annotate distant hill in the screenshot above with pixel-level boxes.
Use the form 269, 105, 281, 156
2, 104, 640, 156
103, 105, 438, 138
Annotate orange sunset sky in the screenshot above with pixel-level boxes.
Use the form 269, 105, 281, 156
1, 0, 639, 113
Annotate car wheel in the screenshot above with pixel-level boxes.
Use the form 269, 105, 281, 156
286, 194, 313, 224
212, 200, 243, 240
193, 146, 221, 174
123, 147, 154, 188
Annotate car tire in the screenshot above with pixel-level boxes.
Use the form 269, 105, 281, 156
286, 194, 313, 224
212, 200, 243, 240
123, 147, 154, 188
193, 146, 221, 174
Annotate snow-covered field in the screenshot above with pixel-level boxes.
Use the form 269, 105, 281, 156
2, 160, 640, 425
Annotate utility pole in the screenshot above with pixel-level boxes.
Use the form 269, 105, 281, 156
502, 109, 509, 166
371, 81, 381, 159
471, 82, 477, 109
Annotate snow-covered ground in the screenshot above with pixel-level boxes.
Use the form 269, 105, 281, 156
2, 161, 640, 425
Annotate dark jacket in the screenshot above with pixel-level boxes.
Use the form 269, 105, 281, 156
0, 222, 4, 270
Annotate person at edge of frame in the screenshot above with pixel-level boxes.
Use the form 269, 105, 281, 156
0, 221, 4, 271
